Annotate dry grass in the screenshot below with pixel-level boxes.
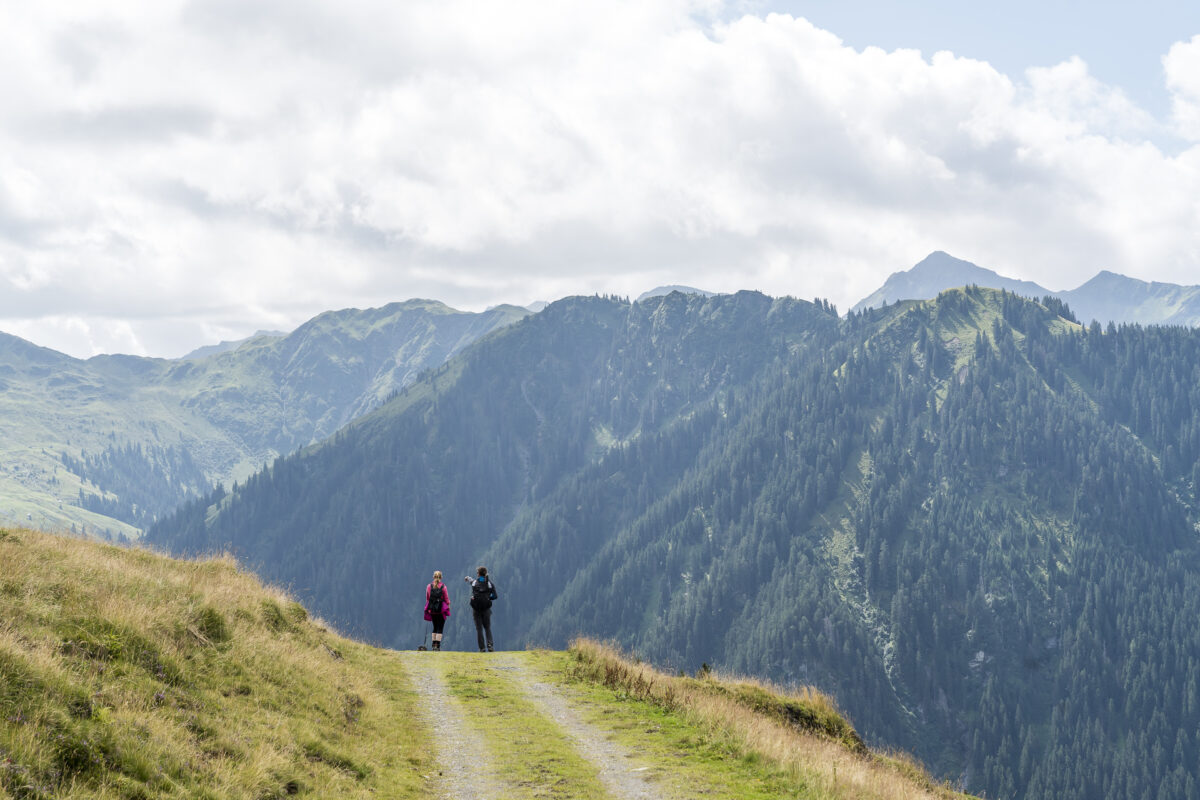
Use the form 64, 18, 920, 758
568, 638, 972, 800
0, 527, 429, 799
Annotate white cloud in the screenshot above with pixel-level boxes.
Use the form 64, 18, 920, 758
0, 1, 1198, 357
1165, 34, 1200, 141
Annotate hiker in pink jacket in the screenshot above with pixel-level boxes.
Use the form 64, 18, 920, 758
424, 571, 451, 650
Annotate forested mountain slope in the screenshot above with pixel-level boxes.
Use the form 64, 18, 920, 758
0, 301, 526, 536
150, 289, 1200, 799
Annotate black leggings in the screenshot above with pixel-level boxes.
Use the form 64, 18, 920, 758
431, 614, 445, 635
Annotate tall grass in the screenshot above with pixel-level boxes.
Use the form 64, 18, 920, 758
568, 638, 970, 800
0, 527, 428, 799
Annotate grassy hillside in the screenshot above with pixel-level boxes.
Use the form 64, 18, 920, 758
0, 526, 431, 799
558, 640, 966, 799
0, 527, 965, 799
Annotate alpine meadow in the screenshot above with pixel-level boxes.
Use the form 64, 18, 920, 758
149, 288, 1200, 800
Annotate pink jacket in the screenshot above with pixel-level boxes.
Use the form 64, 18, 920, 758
424, 582, 450, 620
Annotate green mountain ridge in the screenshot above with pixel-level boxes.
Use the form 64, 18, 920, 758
180, 330, 287, 361
152, 287, 1200, 799
0, 301, 528, 537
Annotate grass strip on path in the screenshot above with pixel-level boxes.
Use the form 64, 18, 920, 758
492, 653, 664, 800
438, 653, 613, 800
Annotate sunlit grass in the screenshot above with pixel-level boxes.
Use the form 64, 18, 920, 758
0, 527, 431, 799
556, 639, 974, 800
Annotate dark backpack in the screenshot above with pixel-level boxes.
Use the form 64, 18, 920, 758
428, 584, 445, 612
470, 578, 494, 611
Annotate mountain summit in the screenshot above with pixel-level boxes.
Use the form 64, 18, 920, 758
851, 252, 1051, 312
854, 252, 1200, 327
1064, 270, 1200, 327
636, 285, 715, 303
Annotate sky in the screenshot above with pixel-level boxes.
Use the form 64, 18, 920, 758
1, 1, 1199, 358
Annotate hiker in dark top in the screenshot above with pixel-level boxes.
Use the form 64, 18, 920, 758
424, 571, 450, 651
464, 566, 498, 652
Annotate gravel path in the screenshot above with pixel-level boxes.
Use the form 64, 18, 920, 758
398, 652, 503, 800
491, 653, 668, 800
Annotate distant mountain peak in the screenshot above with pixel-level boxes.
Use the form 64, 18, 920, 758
855, 254, 1200, 328
636, 285, 715, 303
852, 252, 1050, 313
180, 330, 286, 361
1078, 269, 1134, 286
911, 251, 983, 276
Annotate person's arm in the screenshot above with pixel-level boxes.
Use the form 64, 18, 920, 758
489, 579, 498, 601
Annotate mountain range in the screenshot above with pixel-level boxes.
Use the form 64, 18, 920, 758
853, 250, 1200, 327
149, 287, 1200, 799
6, 255, 1195, 538
0, 300, 527, 536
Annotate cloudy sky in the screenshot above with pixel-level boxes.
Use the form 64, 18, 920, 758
2, 1, 1199, 358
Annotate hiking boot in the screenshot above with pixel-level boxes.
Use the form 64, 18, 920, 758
487, 643, 494, 652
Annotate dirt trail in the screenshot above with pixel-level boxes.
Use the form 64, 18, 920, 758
398, 652, 504, 800
491, 653, 669, 800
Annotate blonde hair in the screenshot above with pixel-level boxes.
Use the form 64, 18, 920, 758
432, 570, 443, 583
